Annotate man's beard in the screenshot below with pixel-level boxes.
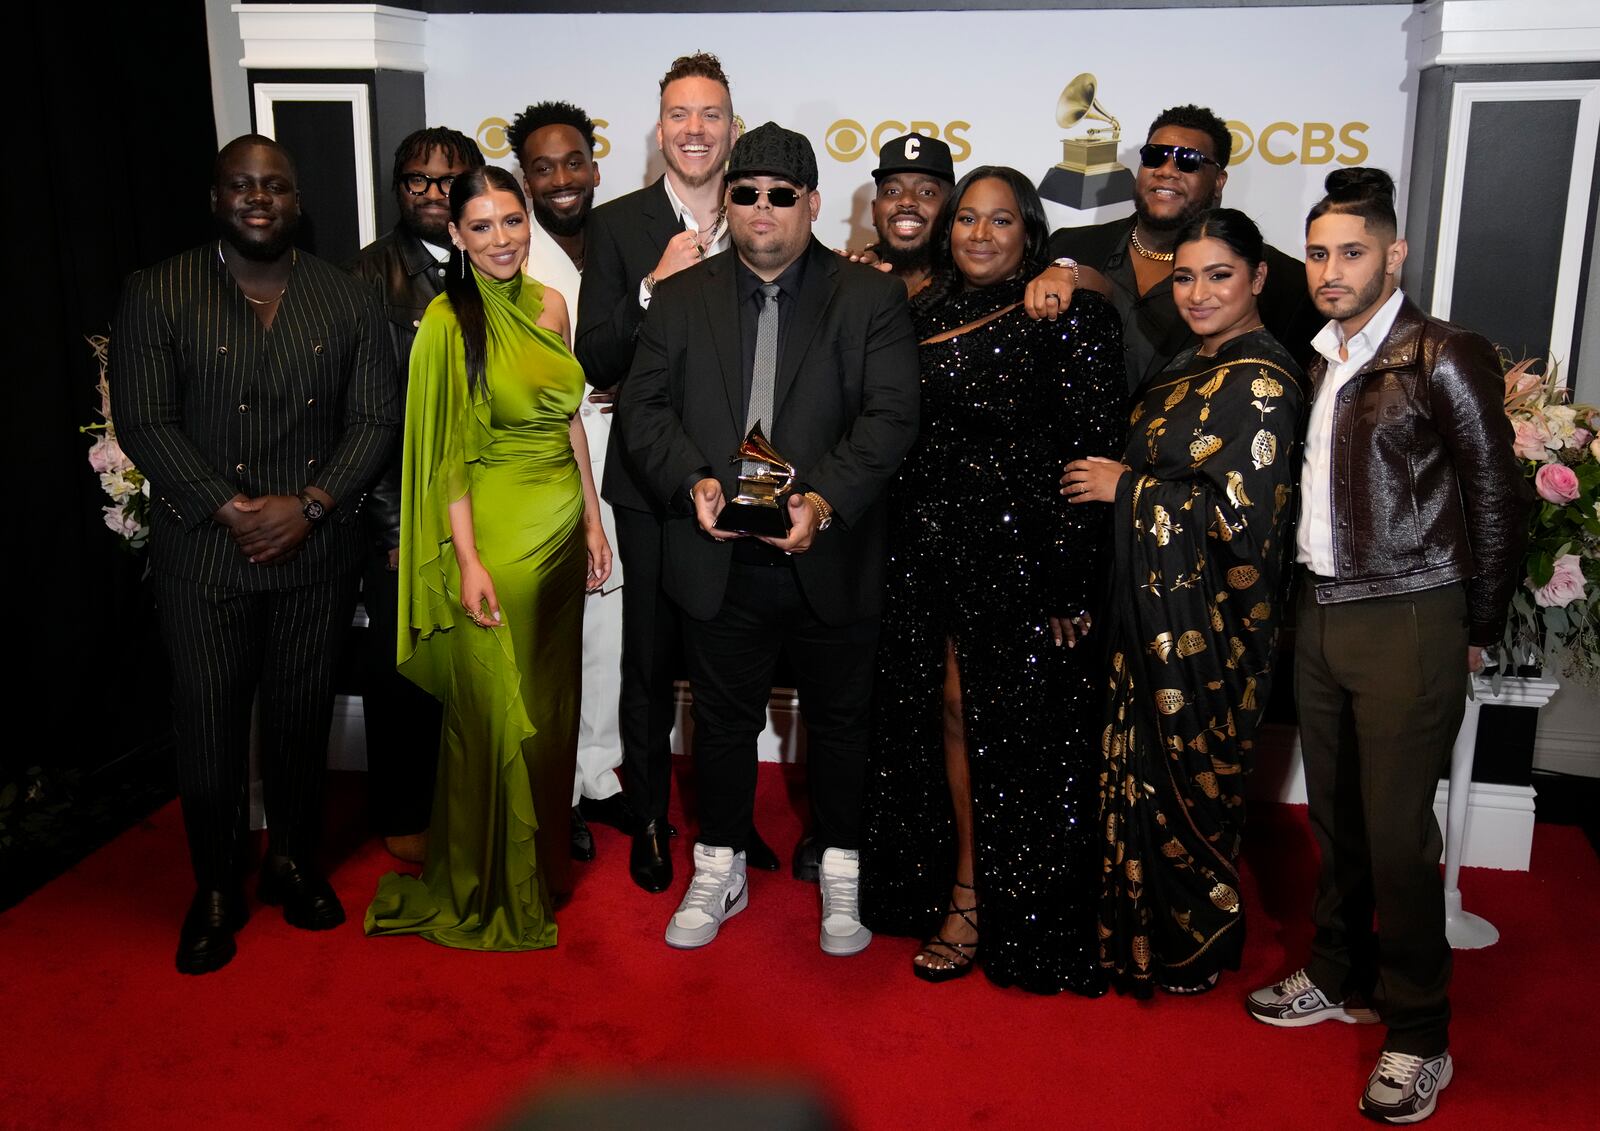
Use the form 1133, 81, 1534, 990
877, 239, 932, 274
217, 215, 297, 262
1134, 193, 1211, 235
532, 196, 591, 239
1314, 267, 1388, 322
404, 212, 452, 247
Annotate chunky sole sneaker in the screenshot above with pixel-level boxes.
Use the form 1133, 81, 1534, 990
818, 847, 871, 957
1245, 968, 1380, 1027
665, 844, 747, 950
1360, 1050, 1452, 1124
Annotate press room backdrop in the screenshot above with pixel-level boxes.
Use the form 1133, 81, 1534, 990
420, 5, 1411, 261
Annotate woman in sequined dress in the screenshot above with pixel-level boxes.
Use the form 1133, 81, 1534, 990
1062, 208, 1306, 995
859, 166, 1125, 994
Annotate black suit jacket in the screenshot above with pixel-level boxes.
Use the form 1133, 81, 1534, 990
111, 245, 398, 590
347, 226, 449, 550
576, 176, 689, 514
618, 238, 920, 626
1049, 215, 1320, 393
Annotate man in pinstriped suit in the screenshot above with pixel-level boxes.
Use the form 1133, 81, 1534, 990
112, 135, 397, 974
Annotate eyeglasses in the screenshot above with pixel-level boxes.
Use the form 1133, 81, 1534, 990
727, 185, 803, 208
1138, 144, 1221, 174
399, 173, 457, 197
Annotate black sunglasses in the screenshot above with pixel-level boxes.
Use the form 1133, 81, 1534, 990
1138, 144, 1220, 174
728, 185, 803, 208
399, 172, 457, 197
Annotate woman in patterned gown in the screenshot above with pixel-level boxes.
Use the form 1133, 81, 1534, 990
859, 166, 1125, 993
366, 166, 610, 950
1063, 207, 1306, 994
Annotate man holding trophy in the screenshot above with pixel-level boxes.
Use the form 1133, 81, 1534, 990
619, 122, 920, 953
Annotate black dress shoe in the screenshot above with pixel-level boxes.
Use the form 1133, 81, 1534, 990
745, 827, 780, 872
792, 834, 823, 884
176, 888, 247, 976
629, 819, 673, 893
570, 806, 596, 861
577, 792, 634, 833
258, 858, 346, 930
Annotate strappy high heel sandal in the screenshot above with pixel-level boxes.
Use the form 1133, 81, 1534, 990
912, 881, 979, 984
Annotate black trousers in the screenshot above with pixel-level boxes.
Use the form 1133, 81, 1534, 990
614, 505, 681, 825
682, 561, 877, 852
1295, 580, 1467, 1057
154, 570, 360, 889
358, 553, 442, 836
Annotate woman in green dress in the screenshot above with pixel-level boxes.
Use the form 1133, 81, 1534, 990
366, 166, 611, 951
1063, 208, 1307, 994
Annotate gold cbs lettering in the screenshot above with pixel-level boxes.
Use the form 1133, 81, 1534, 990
475, 116, 611, 161
1225, 120, 1370, 167
825, 119, 972, 163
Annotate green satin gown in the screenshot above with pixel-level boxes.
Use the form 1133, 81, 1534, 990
365, 269, 584, 951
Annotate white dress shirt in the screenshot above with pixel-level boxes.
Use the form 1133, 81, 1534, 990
1296, 287, 1407, 574
637, 175, 731, 310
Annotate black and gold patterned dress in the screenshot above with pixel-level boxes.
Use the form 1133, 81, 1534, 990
1097, 328, 1306, 994
859, 279, 1125, 995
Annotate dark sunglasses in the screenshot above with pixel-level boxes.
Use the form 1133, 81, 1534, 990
728, 185, 803, 208
1138, 144, 1220, 174
399, 173, 457, 197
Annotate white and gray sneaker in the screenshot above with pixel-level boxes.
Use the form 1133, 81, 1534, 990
1244, 968, 1380, 1027
664, 843, 747, 950
1360, 1050, 1452, 1124
818, 847, 871, 956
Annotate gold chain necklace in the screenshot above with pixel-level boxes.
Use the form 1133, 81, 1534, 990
1129, 227, 1174, 263
218, 240, 295, 304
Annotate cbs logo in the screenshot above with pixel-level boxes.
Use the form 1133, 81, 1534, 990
1226, 120, 1370, 167
475, 117, 612, 161
825, 120, 972, 164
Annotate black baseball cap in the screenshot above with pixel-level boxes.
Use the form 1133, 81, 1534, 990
872, 133, 955, 183
726, 122, 819, 190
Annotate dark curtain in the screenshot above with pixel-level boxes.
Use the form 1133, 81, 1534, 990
15, 3, 218, 777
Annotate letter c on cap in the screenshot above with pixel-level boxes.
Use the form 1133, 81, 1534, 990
904, 136, 921, 161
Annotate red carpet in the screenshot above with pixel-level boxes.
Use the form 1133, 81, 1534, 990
2, 762, 1594, 1130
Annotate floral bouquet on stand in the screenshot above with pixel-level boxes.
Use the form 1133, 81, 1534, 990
80, 334, 149, 552
1499, 357, 1600, 688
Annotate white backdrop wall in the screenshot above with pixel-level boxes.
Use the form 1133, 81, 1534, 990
424, 6, 1413, 260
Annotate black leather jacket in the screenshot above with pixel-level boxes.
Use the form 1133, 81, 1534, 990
346, 228, 450, 550
1305, 298, 1530, 645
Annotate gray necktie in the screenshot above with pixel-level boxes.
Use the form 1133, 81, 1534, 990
742, 282, 781, 474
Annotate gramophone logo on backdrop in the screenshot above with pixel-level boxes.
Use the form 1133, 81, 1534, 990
1039, 73, 1135, 210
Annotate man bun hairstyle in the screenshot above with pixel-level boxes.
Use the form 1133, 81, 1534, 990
659, 51, 731, 95
1147, 104, 1232, 169
506, 101, 597, 162
1306, 167, 1397, 240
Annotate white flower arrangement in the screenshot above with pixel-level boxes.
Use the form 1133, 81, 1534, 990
81, 335, 149, 552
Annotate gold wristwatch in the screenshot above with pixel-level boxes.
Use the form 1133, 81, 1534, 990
803, 491, 833, 532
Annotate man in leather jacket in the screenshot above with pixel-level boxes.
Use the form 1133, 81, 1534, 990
348, 127, 484, 863
1245, 169, 1530, 1126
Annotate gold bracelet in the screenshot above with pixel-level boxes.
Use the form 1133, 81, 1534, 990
803, 490, 833, 532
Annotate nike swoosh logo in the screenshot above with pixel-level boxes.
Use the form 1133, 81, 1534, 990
723, 889, 740, 914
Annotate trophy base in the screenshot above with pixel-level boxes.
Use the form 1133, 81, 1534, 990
1040, 164, 1135, 210
715, 501, 791, 538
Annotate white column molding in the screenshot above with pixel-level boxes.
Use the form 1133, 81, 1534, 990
253, 82, 379, 249
1415, 0, 1600, 67
1429, 78, 1600, 365
233, 3, 427, 72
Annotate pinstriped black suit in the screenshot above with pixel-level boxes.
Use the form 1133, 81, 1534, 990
112, 244, 397, 887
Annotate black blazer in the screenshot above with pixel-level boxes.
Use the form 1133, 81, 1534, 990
576, 176, 687, 514
347, 226, 449, 551
111, 245, 398, 590
618, 238, 920, 626
1049, 215, 1321, 391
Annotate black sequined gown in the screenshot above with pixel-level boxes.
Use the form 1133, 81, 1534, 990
859, 279, 1126, 995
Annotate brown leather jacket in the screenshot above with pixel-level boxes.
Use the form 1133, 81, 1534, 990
1305, 297, 1530, 645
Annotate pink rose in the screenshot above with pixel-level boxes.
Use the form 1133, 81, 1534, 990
102, 504, 143, 538
87, 436, 131, 474
1512, 418, 1550, 460
1535, 462, 1580, 504
1573, 428, 1593, 449
1533, 553, 1586, 608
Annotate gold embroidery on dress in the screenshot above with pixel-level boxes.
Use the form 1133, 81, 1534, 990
1176, 630, 1206, 658
1195, 771, 1220, 799
1273, 482, 1290, 519
1149, 632, 1174, 662
1210, 883, 1240, 912
1163, 380, 1190, 410
1226, 565, 1259, 589
1188, 433, 1222, 466
1250, 429, 1277, 469
1240, 676, 1258, 711
1150, 504, 1178, 546
1197, 369, 1228, 399
1224, 470, 1253, 509
1154, 688, 1186, 715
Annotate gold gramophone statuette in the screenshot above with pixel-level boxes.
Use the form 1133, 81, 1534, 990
1039, 72, 1136, 210
715, 424, 796, 537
